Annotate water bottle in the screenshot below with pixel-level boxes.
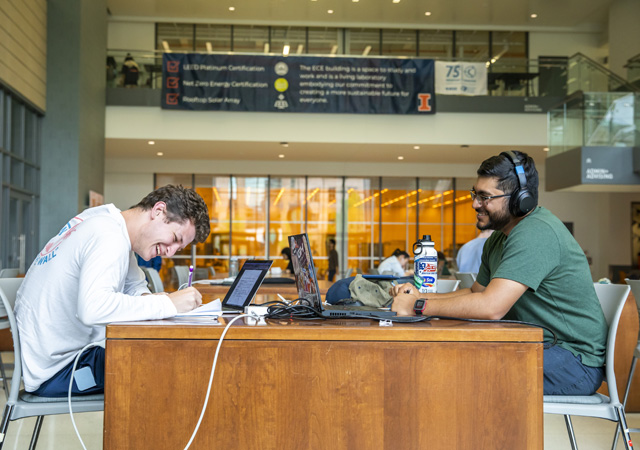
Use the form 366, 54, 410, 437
413, 235, 438, 293
229, 257, 238, 277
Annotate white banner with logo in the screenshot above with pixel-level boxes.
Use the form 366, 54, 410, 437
435, 61, 487, 96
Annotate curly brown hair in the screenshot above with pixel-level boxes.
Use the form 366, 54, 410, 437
134, 185, 210, 243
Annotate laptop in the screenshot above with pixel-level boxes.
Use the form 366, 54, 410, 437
288, 234, 396, 318
220, 260, 273, 312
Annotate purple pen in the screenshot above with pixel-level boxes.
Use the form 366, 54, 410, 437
187, 265, 194, 287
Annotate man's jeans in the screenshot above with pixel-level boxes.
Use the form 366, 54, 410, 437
31, 346, 105, 397
544, 345, 604, 395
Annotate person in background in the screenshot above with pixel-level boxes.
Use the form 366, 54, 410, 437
437, 251, 451, 277
456, 229, 494, 274
378, 249, 413, 277
281, 247, 293, 274
15, 185, 210, 397
327, 239, 339, 282
391, 151, 607, 396
121, 53, 140, 87
136, 253, 162, 273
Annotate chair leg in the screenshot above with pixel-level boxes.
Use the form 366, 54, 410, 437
613, 356, 639, 450
615, 406, 634, 450
564, 415, 579, 450
0, 404, 13, 450
28, 416, 44, 450
0, 353, 8, 399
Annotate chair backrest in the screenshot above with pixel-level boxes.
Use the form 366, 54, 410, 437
208, 266, 216, 278
454, 272, 477, 289
173, 265, 190, 287
625, 278, 640, 340
140, 267, 164, 293
0, 278, 24, 403
368, 268, 379, 275
593, 282, 631, 406
0, 268, 19, 278
437, 279, 461, 293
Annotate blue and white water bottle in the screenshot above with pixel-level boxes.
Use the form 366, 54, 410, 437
413, 235, 438, 294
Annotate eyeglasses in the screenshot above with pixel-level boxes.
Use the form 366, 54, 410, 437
469, 189, 511, 204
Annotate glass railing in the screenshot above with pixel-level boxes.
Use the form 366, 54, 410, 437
626, 53, 640, 88
547, 91, 640, 156
567, 53, 637, 95
106, 48, 567, 98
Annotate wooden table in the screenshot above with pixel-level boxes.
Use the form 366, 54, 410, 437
197, 279, 333, 299
104, 318, 543, 450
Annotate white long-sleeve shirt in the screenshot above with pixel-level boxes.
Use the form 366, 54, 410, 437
15, 204, 177, 391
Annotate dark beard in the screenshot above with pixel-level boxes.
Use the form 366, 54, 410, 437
476, 205, 512, 231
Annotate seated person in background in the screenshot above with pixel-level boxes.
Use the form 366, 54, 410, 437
327, 239, 339, 282
136, 253, 162, 272
456, 229, 494, 273
281, 247, 294, 274
378, 249, 413, 277
391, 151, 607, 396
15, 185, 211, 397
437, 251, 451, 277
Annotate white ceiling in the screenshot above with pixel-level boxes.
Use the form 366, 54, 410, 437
106, 0, 613, 30
105, 0, 604, 165
106, 139, 546, 165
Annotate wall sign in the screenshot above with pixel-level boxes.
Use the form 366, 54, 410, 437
162, 53, 435, 114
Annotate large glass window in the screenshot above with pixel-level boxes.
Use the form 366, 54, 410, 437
156, 23, 194, 52
346, 29, 380, 56
306, 177, 342, 279
308, 27, 341, 55
270, 26, 307, 55
382, 29, 416, 57
195, 24, 232, 52
455, 30, 489, 61
269, 176, 305, 271
150, 174, 493, 284
418, 30, 453, 59
232, 25, 269, 53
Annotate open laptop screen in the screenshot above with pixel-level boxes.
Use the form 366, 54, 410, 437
222, 260, 273, 309
288, 233, 322, 308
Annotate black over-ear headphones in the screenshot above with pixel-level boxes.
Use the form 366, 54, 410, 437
500, 151, 537, 217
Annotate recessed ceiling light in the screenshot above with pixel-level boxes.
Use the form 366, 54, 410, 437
398, 156, 404, 160
353, 0, 359, 2
543, 147, 549, 152
392, 0, 401, 3
424, 11, 432, 16
148, 141, 155, 145
281, 142, 289, 147
327, 9, 334, 14
156, 152, 163, 156
229, 6, 235, 11
279, 154, 285, 158
413, 145, 420, 150
530, 13, 538, 18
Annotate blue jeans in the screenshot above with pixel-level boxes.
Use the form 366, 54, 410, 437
543, 345, 604, 395
31, 346, 105, 397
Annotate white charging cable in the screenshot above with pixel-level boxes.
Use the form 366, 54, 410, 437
183, 313, 253, 450
68, 340, 105, 450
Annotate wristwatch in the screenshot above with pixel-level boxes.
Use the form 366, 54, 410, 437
413, 298, 427, 316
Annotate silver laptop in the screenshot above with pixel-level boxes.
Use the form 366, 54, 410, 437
288, 234, 396, 318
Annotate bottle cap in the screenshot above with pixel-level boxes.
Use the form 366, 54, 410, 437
423, 235, 432, 241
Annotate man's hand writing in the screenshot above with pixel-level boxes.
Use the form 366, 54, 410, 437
391, 293, 418, 316
168, 287, 203, 313
389, 282, 419, 297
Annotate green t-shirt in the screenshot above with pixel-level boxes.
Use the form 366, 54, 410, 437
476, 207, 607, 367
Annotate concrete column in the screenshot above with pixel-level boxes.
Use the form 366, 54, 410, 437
608, 0, 640, 78
40, 0, 107, 246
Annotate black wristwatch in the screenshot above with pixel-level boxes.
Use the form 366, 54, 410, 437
413, 298, 427, 316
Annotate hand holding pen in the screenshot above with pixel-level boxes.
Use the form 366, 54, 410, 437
188, 265, 194, 287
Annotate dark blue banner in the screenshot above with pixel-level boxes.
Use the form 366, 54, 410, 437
162, 53, 435, 114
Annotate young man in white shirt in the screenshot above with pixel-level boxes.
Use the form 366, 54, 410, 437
16, 185, 210, 397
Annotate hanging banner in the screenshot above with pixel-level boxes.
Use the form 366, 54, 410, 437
162, 53, 435, 114
435, 61, 487, 96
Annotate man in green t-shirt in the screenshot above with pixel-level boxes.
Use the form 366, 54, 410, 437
391, 151, 607, 395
